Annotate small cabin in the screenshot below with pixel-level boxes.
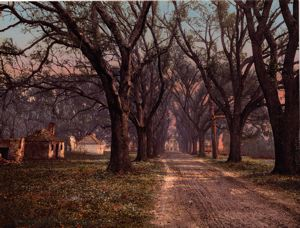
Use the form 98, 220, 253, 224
71, 134, 105, 155
24, 123, 64, 160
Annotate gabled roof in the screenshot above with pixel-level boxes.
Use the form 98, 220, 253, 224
26, 129, 62, 142
77, 134, 103, 145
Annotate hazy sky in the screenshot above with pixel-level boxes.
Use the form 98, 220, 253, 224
1, 10, 35, 47
0, 1, 177, 48
0, 0, 282, 57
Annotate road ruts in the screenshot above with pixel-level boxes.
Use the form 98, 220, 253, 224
152, 151, 300, 228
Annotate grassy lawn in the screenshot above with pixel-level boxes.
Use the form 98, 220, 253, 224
205, 155, 300, 203
0, 153, 163, 227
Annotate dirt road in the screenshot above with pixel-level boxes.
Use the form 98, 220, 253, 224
152, 151, 300, 228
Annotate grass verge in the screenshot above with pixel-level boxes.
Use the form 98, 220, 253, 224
205, 155, 300, 203
0, 153, 163, 227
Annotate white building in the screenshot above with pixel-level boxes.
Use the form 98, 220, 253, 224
165, 137, 179, 152
70, 134, 106, 155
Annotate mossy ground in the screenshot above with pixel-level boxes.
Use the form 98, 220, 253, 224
0, 153, 163, 227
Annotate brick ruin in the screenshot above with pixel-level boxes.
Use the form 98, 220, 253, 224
0, 123, 64, 162
24, 123, 65, 160
0, 138, 25, 162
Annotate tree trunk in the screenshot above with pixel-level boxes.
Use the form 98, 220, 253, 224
189, 140, 193, 154
107, 110, 131, 173
211, 120, 218, 159
271, 111, 299, 174
184, 141, 188, 153
271, 51, 299, 174
135, 127, 147, 161
241, 0, 299, 174
181, 140, 188, 153
152, 143, 159, 157
147, 122, 154, 157
227, 119, 242, 162
198, 133, 206, 157
185, 141, 188, 153
210, 99, 218, 159
192, 139, 197, 155
153, 139, 163, 156
249, 37, 299, 174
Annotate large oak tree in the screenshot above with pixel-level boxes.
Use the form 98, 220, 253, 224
0, 1, 152, 173
237, 0, 299, 174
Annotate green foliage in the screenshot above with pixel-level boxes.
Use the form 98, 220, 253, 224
0, 155, 163, 227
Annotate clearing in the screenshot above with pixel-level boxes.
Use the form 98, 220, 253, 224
152, 151, 300, 227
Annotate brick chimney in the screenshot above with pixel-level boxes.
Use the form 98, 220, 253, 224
48, 122, 55, 136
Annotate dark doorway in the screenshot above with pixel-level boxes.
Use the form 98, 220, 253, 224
0, 147, 9, 160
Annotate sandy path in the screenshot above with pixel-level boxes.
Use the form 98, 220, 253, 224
152, 151, 300, 228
